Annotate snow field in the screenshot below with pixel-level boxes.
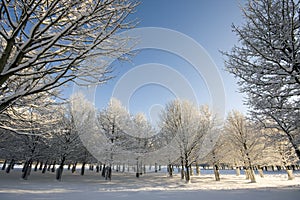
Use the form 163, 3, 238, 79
0, 168, 299, 200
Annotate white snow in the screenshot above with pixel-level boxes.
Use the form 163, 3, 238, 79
0, 167, 299, 200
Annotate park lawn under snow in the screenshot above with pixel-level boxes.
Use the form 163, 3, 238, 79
0, 168, 299, 200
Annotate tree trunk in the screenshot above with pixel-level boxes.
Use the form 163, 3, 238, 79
190, 165, 193, 176
286, 166, 295, 180
235, 167, 240, 176
22, 159, 32, 180
47, 162, 51, 171
42, 161, 48, 174
39, 162, 43, 170
168, 164, 173, 177
136, 160, 139, 178
34, 161, 39, 171
258, 166, 264, 178
1, 160, 7, 170
122, 164, 125, 173
246, 168, 256, 183
245, 168, 249, 179
154, 163, 158, 172
184, 154, 191, 183
102, 164, 106, 177
6, 159, 14, 174
213, 165, 220, 181
81, 162, 86, 176
180, 158, 185, 180
185, 164, 191, 183
72, 162, 77, 173
56, 156, 65, 181
105, 166, 112, 180
196, 162, 200, 176
51, 161, 56, 172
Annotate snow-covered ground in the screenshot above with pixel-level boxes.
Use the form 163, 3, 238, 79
0, 167, 299, 200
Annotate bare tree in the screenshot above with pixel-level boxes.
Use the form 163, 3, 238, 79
0, 0, 138, 113
222, 0, 300, 159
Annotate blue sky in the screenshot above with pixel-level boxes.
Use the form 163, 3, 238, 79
74, 0, 248, 125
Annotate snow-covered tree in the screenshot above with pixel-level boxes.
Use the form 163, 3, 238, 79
262, 126, 298, 180
130, 112, 156, 177
98, 98, 132, 179
222, 0, 300, 159
202, 135, 228, 181
50, 105, 83, 181
223, 110, 266, 183
159, 100, 216, 183
0, 93, 60, 179
0, 0, 138, 113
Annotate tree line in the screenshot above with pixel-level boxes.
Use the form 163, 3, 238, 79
0, 96, 299, 183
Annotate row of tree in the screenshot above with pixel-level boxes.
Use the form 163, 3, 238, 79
0, 95, 298, 183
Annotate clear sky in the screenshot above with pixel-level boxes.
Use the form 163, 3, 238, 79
74, 0, 248, 125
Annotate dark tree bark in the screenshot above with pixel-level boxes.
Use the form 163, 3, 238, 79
42, 161, 48, 174
105, 166, 112, 180
34, 161, 39, 171
51, 161, 56, 173
47, 162, 51, 171
167, 164, 173, 177
56, 156, 66, 181
213, 165, 220, 181
102, 164, 106, 177
180, 158, 185, 180
72, 162, 77, 173
1, 160, 7, 170
81, 162, 86, 176
39, 162, 43, 170
22, 159, 32, 180
6, 159, 14, 174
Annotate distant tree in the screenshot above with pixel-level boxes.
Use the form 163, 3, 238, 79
222, 0, 300, 159
98, 98, 132, 179
160, 100, 216, 183
131, 113, 156, 177
0, 93, 60, 179
50, 105, 82, 181
263, 126, 298, 180
202, 135, 227, 181
0, 0, 138, 113
223, 110, 266, 183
